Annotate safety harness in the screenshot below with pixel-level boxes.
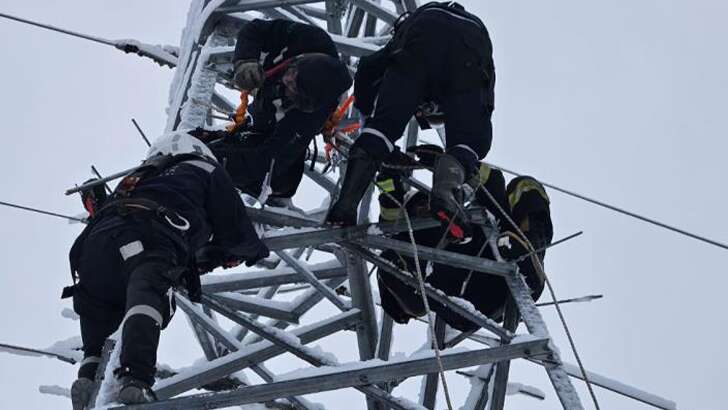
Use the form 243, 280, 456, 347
63, 154, 208, 301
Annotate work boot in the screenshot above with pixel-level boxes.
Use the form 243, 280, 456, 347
429, 154, 471, 242
326, 147, 380, 226
118, 376, 156, 404
71, 377, 95, 410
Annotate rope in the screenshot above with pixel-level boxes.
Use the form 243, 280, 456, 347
323, 95, 356, 141
225, 90, 250, 134
475, 183, 602, 410
373, 145, 599, 407
378, 188, 456, 410
332, 140, 461, 410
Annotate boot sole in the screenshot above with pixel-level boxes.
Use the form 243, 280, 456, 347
71, 378, 95, 410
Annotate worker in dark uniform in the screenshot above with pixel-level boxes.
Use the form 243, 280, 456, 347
375, 155, 551, 332
205, 18, 352, 203
66, 131, 269, 407
327, 2, 495, 241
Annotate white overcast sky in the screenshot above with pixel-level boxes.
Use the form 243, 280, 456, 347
0, 1, 726, 409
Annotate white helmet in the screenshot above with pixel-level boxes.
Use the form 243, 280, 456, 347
146, 130, 216, 162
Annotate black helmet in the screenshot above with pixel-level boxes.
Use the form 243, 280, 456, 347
283, 53, 352, 113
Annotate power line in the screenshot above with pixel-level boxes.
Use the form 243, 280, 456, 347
515, 230, 583, 263
488, 162, 728, 252
0, 200, 85, 223
0, 12, 116, 47
536, 294, 603, 307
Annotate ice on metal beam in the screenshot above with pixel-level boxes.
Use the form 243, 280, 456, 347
120, 339, 550, 409
154, 309, 362, 398
201, 260, 345, 292
351, 0, 398, 24
213, 292, 300, 322
360, 235, 513, 277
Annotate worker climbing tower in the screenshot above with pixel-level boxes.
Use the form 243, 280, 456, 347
0, 1, 683, 409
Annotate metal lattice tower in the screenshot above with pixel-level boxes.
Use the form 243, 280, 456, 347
3, 1, 677, 409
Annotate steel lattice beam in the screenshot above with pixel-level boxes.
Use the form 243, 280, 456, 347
117, 339, 550, 410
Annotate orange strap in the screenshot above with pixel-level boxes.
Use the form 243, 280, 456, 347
226, 90, 250, 133
338, 122, 361, 134
322, 95, 356, 140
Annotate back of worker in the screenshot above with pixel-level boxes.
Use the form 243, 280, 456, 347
67, 131, 268, 408
212, 19, 351, 200
374, 156, 552, 332
327, 1, 495, 239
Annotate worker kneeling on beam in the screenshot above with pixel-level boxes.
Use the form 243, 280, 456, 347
64, 131, 269, 407
198, 18, 352, 205
327, 2, 495, 242
375, 152, 552, 331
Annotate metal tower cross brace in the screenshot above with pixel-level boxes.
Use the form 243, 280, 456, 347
86, 1, 591, 409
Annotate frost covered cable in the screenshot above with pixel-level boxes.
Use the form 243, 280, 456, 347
476, 183, 602, 410
487, 162, 728, 252
0, 342, 76, 364
0, 200, 85, 222
0, 12, 116, 46
378, 188, 456, 410
399, 204, 456, 410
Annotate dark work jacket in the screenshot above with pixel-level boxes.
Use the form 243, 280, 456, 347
69, 155, 263, 278
229, 19, 340, 197
376, 166, 526, 331
126, 156, 261, 255
354, 1, 495, 116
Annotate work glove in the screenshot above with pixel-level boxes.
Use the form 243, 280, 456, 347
189, 127, 232, 144
233, 59, 264, 90
242, 242, 270, 267
195, 245, 243, 274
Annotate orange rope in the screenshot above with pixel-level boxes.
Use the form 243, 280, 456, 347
225, 90, 250, 133
322, 95, 355, 141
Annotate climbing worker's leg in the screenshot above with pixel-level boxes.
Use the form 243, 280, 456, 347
70, 217, 130, 410
327, 62, 426, 226
430, 88, 492, 241
116, 261, 178, 404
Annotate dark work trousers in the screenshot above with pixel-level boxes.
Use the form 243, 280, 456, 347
377, 227, 509, 332
210, 132, 306, 199
72, 214, 186, 385
355, 12, 493, 176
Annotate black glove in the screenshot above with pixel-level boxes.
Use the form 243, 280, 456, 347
189, 127, 232, 144
243, 242, 270, 267
407, 144, 444, 168
233, 59, 264, 90
195, 245, 243, 274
